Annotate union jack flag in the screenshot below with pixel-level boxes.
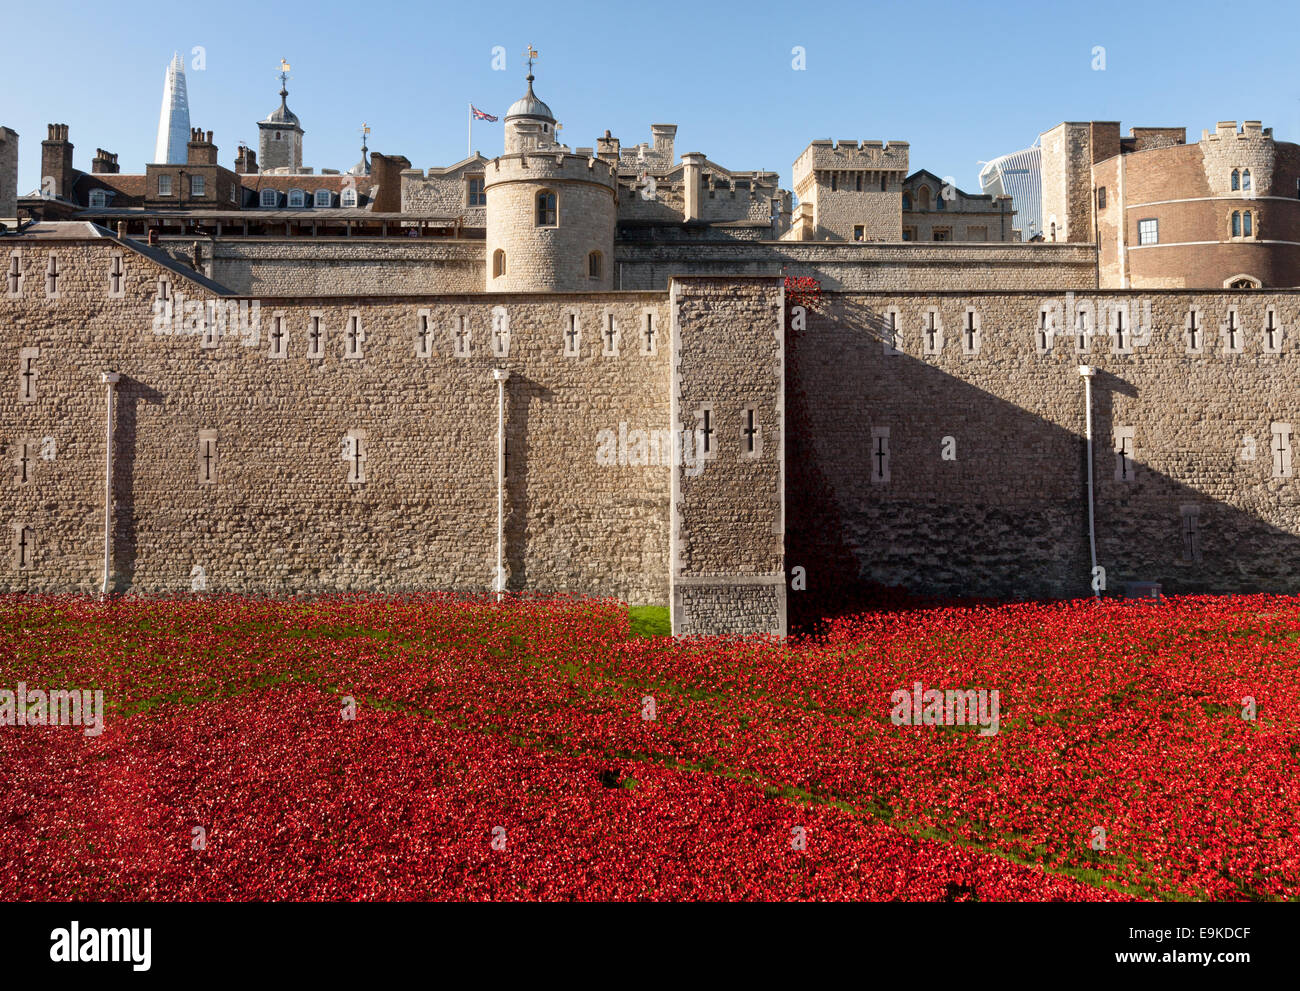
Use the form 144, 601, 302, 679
471, 106, 498, 122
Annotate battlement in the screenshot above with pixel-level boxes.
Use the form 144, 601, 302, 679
792, 139, 911, 186
1202, 120, 1272, 142
486, 152, 619, 191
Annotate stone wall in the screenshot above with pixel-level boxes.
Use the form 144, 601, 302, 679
615, 241, 1097, 291
201, 239, 486, 295
788, 289, 1300, 614
1, 232, 671, 604
671, 277, 785, 636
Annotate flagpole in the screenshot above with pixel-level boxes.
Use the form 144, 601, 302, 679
468, 102, 472, 159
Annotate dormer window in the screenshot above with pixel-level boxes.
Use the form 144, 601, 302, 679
535, 190, 557, 227
260, 188, 278, 208
88, 190, 108, 208
288, 189, 305, 208
340, 187, 358, 208
315, 189, 331, 207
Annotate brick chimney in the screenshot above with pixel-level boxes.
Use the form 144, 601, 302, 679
91, 148, 120, 174
369, 152, 412, 213
41, 123, 74, 199
235, 144, 258, 174
187, 128, 218, 166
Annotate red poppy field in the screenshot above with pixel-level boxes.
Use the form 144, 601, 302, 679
1, 592, 1297, 901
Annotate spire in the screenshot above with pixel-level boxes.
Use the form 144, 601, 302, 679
153, 52, 191, 165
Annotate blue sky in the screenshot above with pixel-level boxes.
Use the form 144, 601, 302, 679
5, 0, 1298, 197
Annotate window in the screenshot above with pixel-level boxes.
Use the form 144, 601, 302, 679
467, 176, 486, 207
1232, 211, 1241, 237
315, 189, 331, 207
230, 184, 238, 203
1243, 169, 1252, 191
260, 188, 278, 208
902, 227, 915, 241
830, 172, 837, 192
588, 250, 602, 278
340, 187, 357, 208
288, 189, 305, 208
855, 173, 862, 192
852, 225, 865, 242
88, 190, 107, 207
1138, 218, 1158, 245
1096, 186, 1106, 209
190, 175, 205, 197
1244, 210, 1253, 236
932, 229, 949, 241
493, 249, 506, 278
1231, 169, 1240, 191
535, 190, 557, 226
158, 175, 173, 196
902, 193, 911, 210
879, 174, 886, 192
936, 194, 945, 211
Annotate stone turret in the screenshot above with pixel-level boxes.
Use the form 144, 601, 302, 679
487, 65, 616, 291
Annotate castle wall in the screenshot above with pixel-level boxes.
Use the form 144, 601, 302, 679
203, 239, 486, 295
1, 235, 671, 603
615, 242, 1097, 291
671, 277, 785, 636
789, 289, 1300, 607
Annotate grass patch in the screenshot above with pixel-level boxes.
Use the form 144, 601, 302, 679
628, 605, 670, 639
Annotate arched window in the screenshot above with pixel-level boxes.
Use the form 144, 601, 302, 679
918, 186, 931, 211
1232, 211, 1241, 237
1228, 277, 1259, 289
1231, 170, 1240, 191
535, 190, 557, 226
1243, 169, 1252, 191
340, 187, 358, 208
314, 189, 332, 207
288, 189, 305, 208
1244, 210, 1253, 236
902, 192, 911, 210
588, 250, 603, 278
260, 188, 278, 208
493, 249, 506, 278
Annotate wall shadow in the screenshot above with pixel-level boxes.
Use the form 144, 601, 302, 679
785, 300, 1300, 632
504, 374, 554, 592
110, 377, 164, 592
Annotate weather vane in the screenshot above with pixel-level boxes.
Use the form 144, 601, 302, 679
524, 46, 538, 75
279, 59, 292, 88
360, 122, 370, 149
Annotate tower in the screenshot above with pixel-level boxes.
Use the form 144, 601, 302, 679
258, 59, 304, 173
485, 49, 616, 291
154, 53, 191, 165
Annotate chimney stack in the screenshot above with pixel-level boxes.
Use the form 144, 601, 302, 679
235, 144, 258, 174
186, 127, 218, 166
92, 148, 120, 174
41, 123, 74, 199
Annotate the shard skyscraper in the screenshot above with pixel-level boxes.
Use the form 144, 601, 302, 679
153, 52, 190, 165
